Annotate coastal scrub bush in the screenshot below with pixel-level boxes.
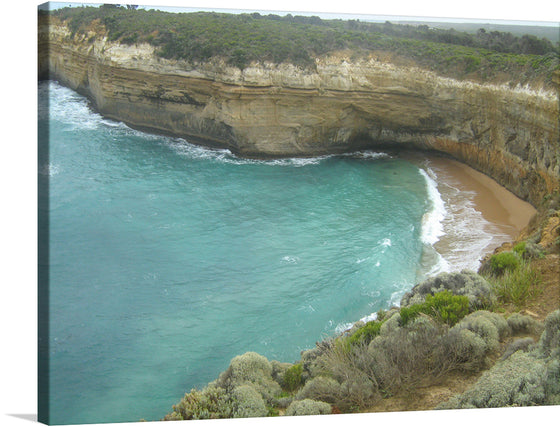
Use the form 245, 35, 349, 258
489, 261, 542, 308
465, 310, 510, 340
488, 251, 521, 276
438, 351, 548, 408
301, 341, 333, 382
318, 339, 381, 409
399, 290, 469, 326
440, 311, 560, 409
165, 385, 233, 420
378, 311, 402, 336
296, 376, 343, 405
500, 337, 535, 361
448, 311, 508, 355
285, 399, 331, 416
521, 242, 545, 260
400, 271, 492, 310
441, 327, 489, 371
49, 6, 560, 87
270, 360, 292, 388
367, 315, 448, 390
347, 320, 384, 345
231, 385, 268, 418
283, 363, 303, 392
507, 312, 541, 335
539, 311, 560, 404
538, 310, 560, 358
544, 359, 560, 405
216, 352, 281, 403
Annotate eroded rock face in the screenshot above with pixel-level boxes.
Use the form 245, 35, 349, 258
38, 18, 559, 205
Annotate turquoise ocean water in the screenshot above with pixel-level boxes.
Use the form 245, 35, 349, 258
39, 81, 511, 424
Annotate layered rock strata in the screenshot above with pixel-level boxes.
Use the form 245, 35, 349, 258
38, 18, 559, 206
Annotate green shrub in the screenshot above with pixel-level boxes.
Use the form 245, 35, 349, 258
285, 399, 331, 416
347, 320, 384, 345
513, 241, 527, 256
513, 241, 545, 260
490, 261, 542, 308
270, 360, 292, 387
283, 363, 303, 392
544, 358, 560, 404
524, 242, 546, 260
425, 291, 470, 325
400, 290, 469, 326
399, 304, 425, 327
376, 309, 388, 322
401, 271, 492, 310
489, 251, 521, 276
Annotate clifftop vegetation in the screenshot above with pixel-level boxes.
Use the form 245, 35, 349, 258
44, 5, 559, 87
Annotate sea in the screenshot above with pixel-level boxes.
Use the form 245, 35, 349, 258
38, 80, 513, 424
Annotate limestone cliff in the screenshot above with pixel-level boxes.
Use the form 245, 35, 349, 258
38, 18, 559, 206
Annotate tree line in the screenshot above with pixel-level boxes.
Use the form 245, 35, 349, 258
44, 5, 559, 86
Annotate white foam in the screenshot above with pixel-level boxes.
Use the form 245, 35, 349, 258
334, 308, 385, 335
345, 150, 391, 160
380, 238, 392, 247
439, 191, 510, 272
42, 81, 106, 130
419, 161, 514, 274
334, 322, 355, 334
419, 168, 447, 246
281, 255, 300, 264
167, 138, 333, 167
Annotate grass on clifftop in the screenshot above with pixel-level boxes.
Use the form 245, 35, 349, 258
44, 5, 560, 87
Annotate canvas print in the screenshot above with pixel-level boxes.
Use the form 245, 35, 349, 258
37, 1, 559, 425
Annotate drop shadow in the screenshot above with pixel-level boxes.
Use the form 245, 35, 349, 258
7, 414, 37, 422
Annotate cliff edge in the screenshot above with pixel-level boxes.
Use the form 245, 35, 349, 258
38, 15, 559, 207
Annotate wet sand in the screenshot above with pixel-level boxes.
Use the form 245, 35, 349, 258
427, 155, 536, 237
403, 152, 538, 273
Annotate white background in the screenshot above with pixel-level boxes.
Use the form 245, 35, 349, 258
1, 1, 558, 426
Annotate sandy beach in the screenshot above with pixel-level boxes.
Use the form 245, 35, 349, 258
428, 155, 536, 235
405, 153, 537, 273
